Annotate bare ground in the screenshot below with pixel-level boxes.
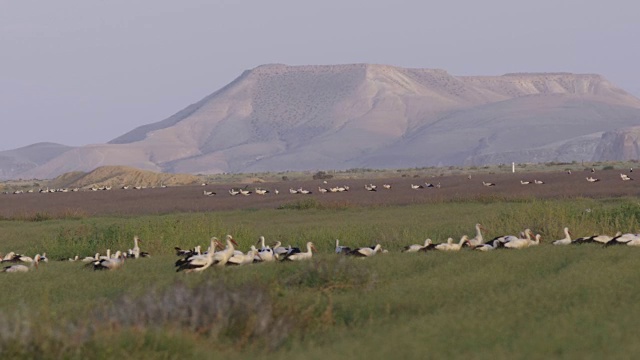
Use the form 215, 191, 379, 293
0, 169, 638, 218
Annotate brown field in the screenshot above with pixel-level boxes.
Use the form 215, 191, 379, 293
0, 169, 637, 218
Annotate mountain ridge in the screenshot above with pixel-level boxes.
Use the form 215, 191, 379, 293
3, 64, 640, 180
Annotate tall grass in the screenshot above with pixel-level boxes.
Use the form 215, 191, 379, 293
2, 197, 638, 259
2, 197, 640, 358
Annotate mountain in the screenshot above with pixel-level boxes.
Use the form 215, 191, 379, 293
6, 64, 640, 180
0, 142, 75, 180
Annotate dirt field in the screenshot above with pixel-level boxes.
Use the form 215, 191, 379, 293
0, 169, 638, 218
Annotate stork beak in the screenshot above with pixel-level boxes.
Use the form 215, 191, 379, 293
230, 238, 239, 247
311, 245, 317, 252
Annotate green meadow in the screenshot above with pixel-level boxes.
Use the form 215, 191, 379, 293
1, 197, 640, 359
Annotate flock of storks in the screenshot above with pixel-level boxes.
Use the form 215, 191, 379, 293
2, 222, 639, 274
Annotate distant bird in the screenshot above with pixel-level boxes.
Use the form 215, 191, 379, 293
227, 246, 261, 266
467, 223, 486, 247
335, 239, 351, 254
435, 236, 469, 251
92, 251, 125, 270
520, 180, 531, 185
175, 245, 201, 258
534, 179, 544, 184
402, 239, 432, 253
176, 237, 218, 273
349, 244, 382, 257
228, 188, 240, 196
552, 227, 572, 245
474, 240, 502, 251
203, 190, 216, 196
482, 181, 495, 187
567, 170, 572, 175
591, 168, 596, 173
586, 177, 600, 183
271, 241, 297, 259
620, 173, 632, 181
3, 255, 40, 273
574, 232, 621, 245
382, 184, 391, 189
212, 235, 239, 267
281, 242, 316, 261
411, 184, 424, 190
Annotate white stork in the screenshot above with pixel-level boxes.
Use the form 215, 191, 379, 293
435, 236, 469, 251
281, 242, 316, 261
3, 255, 40, 273
176, 237, 219, 273
474, 240, 502, 251
335, 239, 351, 254
552, 227, 572, 245
212, 235, 239, 267
504, 230, 535, 249
402, 239, 432, 253
228, 246, 261, 265
92, 251, 125, 270
349, 244, 382, 257
467, 223, 486, 247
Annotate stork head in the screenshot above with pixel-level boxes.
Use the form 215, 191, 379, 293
226, 235, 238, 247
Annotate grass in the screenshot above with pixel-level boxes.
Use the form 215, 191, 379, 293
1, 197, 640, 358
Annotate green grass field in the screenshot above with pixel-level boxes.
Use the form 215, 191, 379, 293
1, 198, 640, 359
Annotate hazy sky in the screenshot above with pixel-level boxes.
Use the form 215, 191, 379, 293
1, 0, 639, 151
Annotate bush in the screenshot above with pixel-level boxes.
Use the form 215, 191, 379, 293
278, 198, 323, 210
312, 171, 333, 180
0, 281, 293, 357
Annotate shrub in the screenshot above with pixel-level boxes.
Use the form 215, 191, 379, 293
312, 171, 333, 180
0, 281, 293, 357
277, 198, 323, 210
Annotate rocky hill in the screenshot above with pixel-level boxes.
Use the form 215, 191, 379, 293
4, 64, 640, 180
47, 166, 201, 189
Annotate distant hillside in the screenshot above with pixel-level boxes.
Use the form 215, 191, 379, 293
0, 142, 74, 180
5, 64, 640, 180
48, 166, 201, 189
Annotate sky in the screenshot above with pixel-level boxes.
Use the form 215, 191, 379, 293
1, 0, 639, 151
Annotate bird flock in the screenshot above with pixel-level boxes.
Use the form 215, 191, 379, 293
1, 236, 148, 273
3, 222, 640, 275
